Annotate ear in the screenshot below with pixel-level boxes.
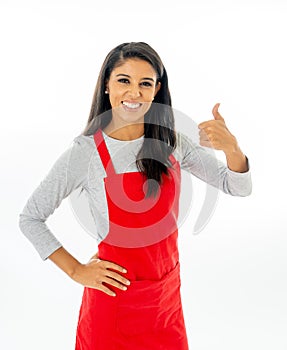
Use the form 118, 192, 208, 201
154, 81, 161, 97
105, 80, 109, 93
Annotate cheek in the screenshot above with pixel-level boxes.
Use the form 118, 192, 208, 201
143, 89, 156, 100
109, 90, 123, 103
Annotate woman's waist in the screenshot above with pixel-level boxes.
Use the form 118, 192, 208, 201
98, 242, 179, 281
116, 260, 181, 299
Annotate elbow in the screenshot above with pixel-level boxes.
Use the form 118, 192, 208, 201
18, 213, 28, 236
18, 212, 35, 237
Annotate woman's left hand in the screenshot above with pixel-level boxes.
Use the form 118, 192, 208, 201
198, 103, 249, 173
198, 103, 239, 155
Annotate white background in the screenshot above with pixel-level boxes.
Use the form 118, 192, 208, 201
1, 0, 286, 349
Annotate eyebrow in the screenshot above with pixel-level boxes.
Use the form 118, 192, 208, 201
115, 74, 155, 82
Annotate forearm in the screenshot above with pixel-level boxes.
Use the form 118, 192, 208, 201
48, 246, 82, 279
224, 146, 249, 173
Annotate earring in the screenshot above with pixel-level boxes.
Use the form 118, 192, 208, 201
105, 90, 109, 94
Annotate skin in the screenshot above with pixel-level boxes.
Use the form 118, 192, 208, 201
49, 61, 248, 298
49, 58, 162, 297
49, 247, 130, 297
103, 58, 161, 141
198, 103, 249, 172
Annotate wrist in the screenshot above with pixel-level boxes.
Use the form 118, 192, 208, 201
223, 138, 241, 156
70, 262, 84, 280
48, 246, 83, 279
224, 145, 249, 173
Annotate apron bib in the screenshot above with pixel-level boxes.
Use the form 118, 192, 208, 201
75, 129, 189, 350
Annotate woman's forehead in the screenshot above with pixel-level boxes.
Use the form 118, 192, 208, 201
111, 58, 157, 78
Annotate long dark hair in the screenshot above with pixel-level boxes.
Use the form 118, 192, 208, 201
81, 42, 177, 197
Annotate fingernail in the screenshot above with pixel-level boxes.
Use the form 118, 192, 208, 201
123, 269, 127, 273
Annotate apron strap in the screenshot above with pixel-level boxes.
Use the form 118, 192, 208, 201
94, 128, 178, 176
93, 129, 117, 176
168, 153, 177, 165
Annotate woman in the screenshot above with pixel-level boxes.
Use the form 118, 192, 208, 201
19, 42, 252, 349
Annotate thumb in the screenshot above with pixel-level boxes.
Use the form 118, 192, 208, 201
89, 251, 99, 261
212, 103, 224, 121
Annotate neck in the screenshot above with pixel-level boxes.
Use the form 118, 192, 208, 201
103, 121, 144, 141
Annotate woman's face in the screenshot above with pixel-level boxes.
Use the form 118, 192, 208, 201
105, 58, 161, 126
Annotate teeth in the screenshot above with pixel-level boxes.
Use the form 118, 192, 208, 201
122, 101, 141, 109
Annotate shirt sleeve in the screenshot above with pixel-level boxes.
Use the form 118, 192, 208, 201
176, 131, 252, 196
18, 136, 88, 261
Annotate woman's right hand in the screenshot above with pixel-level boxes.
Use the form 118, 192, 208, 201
71, 253, 130, 297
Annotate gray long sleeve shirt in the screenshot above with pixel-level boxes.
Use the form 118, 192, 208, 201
18, 130, 252, 261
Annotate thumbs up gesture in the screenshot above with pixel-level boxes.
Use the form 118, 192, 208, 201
198, 103, 238, 155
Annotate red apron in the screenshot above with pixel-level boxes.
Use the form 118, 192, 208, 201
75, 129, 189, 350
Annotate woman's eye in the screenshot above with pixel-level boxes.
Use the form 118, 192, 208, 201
117, 79, 152, 87
141, 82, 152, 87
118, 78, 129, 84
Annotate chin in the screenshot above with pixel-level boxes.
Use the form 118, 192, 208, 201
113, 110, 145, 123
121, 115, 145, 125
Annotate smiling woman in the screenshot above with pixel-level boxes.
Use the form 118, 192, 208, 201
19, 41, 252, 350
82, 42, 176, 199
103, 58, 161, 135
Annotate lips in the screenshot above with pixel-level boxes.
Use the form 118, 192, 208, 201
122, 101, 142, 109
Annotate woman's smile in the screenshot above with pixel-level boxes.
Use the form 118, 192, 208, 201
121, 100, 143, 111
106, 58, 161, 115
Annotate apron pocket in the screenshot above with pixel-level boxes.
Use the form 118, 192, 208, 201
116, 262, 182, 336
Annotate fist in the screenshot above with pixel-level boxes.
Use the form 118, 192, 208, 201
198, 103, 238, 154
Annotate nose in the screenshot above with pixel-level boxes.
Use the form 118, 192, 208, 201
127, 84, 141, 98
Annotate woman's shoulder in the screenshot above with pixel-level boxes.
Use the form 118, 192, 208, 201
73, 133, 95, 146
70, 133, 99, 157
66, 134, 98, 171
